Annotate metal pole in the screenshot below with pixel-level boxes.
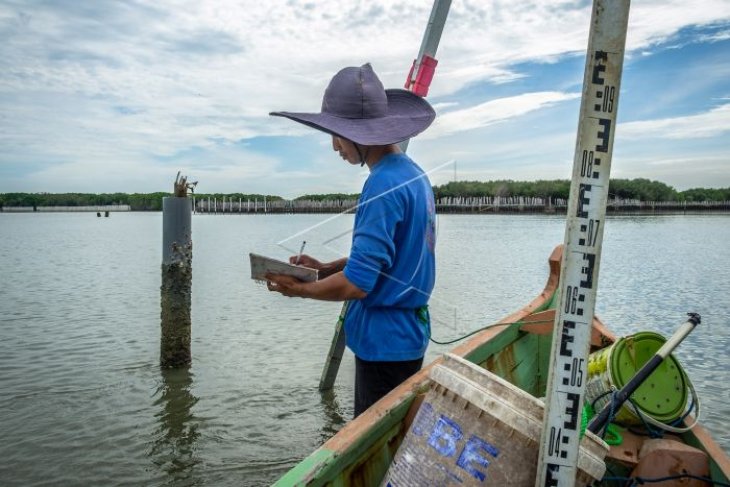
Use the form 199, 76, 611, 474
407, 0, 451, 86
536, 1, 631, 485
400, 0, 451, 153
160, 178, 194, 367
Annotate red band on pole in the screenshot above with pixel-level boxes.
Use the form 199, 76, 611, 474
412, 55, 438, 97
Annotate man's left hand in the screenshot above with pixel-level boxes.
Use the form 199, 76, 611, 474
265, 273, 303, 297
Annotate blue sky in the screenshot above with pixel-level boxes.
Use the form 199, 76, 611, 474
0, 0, 728, 198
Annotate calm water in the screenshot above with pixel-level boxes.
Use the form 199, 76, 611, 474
0, 212, 728, 486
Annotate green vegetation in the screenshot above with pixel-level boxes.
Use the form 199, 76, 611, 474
1, 180, 728, 209
679, 187, 730, 202
434, 180, 571, 200
294, 193, 360, 201
608, 179, 678, 201
433, 179, 730, 202
0, 192, 282, 211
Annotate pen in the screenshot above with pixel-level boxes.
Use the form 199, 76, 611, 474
295, 240, 306, 265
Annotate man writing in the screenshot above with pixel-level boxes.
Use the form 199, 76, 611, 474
267, 63, 437, 417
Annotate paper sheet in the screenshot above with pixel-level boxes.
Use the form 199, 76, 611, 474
249, 253, 318, 282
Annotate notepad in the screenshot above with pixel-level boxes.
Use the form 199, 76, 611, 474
249, 253, 318, 282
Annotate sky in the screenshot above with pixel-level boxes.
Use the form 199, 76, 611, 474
0, 0, 728, 198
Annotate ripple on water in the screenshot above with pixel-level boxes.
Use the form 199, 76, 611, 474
1, 213, 728, 486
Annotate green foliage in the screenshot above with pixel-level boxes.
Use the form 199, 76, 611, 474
0, 192, 132, 208
608, 178, 677, 201
294, 193, 360, 201
679, 187, 730, 202
433, 180, 571, 200
127, 192, 168, 211
431, 178, 730, 202
0, 192, 284, 210
1, 182, 728, 210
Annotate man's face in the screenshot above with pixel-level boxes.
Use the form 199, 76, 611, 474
332, 136, 360, 165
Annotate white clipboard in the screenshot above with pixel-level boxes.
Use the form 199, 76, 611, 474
249, 253, 318, 282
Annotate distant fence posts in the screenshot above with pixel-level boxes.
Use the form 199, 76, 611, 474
0, 199, 726, 215
195, 196, 730, 214
189, 197, 730, 214
190, 197, 727, 214
194, 199, 360, 214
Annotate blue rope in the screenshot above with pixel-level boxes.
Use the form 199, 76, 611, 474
628, 397, 664, 439
607, 390, 616, 437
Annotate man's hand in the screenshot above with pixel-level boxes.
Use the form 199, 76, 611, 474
290, 255, 348, 279
289, 254, 321, 270
265, 271, 366, 301
266, 273, 303, 297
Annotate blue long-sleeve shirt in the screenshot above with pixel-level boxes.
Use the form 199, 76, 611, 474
343, 153, 436, 361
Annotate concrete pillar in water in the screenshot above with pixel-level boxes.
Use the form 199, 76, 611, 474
160, 173, 196, 367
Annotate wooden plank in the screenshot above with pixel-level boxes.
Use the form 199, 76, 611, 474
520, 309, 616, 348
683, 415, 730, 483
319, 303, 348, 391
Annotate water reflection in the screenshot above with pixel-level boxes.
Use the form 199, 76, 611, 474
150, 366, 201, 486
319, 390, 347, 444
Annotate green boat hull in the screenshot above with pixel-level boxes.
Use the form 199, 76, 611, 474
275, 246, 730, 486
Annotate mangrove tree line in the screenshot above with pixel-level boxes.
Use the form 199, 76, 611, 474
1, 179, 728, 209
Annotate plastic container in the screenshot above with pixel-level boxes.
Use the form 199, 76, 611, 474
585, 331, 689, 425
382, 354, 608, 486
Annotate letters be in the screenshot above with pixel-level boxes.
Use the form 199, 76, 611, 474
427, 414, 500, 481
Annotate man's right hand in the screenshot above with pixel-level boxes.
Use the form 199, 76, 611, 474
291, 256, 348, 279
290, 254, 322, 270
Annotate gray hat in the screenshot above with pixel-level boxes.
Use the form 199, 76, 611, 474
270, 63, 435, 146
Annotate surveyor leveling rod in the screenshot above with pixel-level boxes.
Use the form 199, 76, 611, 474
535, 1, 631, 486
587, 313, 701, 436
319, 0, 452, 392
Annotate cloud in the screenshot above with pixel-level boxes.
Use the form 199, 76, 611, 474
423, 91, 580, 139
697, 29, 730, 43
0, 0, 728, 193
620, 103, 730, 139
612, 154, 730, 189
627, 0, 730, 50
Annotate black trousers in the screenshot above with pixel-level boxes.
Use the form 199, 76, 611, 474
354, 356, 423, 417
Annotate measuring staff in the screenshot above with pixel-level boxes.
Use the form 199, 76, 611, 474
535, 1, 632, 486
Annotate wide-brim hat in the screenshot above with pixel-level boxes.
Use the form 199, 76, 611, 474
270, 63, 435, 146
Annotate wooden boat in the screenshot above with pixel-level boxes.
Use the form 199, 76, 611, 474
274, 245, 730, 486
